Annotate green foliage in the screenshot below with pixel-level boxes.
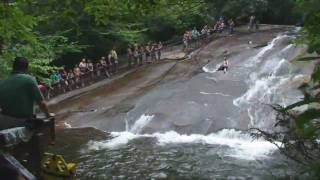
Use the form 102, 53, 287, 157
0, 1, 81, 81
0, 0, 304, 81
296, 0, 320, 54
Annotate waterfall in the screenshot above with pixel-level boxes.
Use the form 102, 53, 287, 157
83, 33, 303, 162
233, 34, 302, 129
243, 34, 288, 68
129, 114, 154, 134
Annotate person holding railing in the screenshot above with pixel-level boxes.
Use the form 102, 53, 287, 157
145, 43, 151, 63
156, 41, 163, 60
150, 43, 157, 63
133, 45, 139, 66
87, 59, 94, 82
139, 45, 144, 65
73, 65, 81, 88
79, 58, 87, 73
110, 47, 118, 73
95, 61, 102, 78
183, 31, 189, 52
228, 19, 235, 34
61, 69, 71, 92
100, 56, 111, 78
248, 15, 256, 32
50, 71, 62, 94
127, 47, 133, 68
67, 69, 75, 90
0, 57, 54, 130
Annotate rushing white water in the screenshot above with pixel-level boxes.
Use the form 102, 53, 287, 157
202, 62, 223, 74
231, 33, 305, 129
202, 34, 288, 74
84, 33, 306, 163
243, 34, 288, 68
129, 114, 154, 133
86, 129, 278, 160
202, 65, 216, 73
64, 122, 72, 128
86, 113, 278, 160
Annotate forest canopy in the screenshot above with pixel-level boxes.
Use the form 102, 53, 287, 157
0, 0, 305, 81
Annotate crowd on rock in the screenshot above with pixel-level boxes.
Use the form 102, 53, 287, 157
126, 41, 163, 68
43, 42, 164, 99
42, 16, 258, 99
183, 17, 236, 51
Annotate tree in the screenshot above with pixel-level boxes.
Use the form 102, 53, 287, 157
0, 1, 81, 83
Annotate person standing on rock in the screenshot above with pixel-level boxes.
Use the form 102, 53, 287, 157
127, 47, 133, 68
228, 19, 235, 34
73, 65, 81, 88
110, 47, 118, 73
183, 32, 189, 52
100, 56, 111, 78
79, 58, 87, 73
133, 46, 140, 66
87, 59, 94, 81
151, 43, 157, 63
248, 15, 256, 32
145, 43, 151, 63
139, 45, 144, 65
157, 41, 163, 60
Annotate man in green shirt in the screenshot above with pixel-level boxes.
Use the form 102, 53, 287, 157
0, 57, 53, 130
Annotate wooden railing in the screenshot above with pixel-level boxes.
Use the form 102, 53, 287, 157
0, 117, 55, 179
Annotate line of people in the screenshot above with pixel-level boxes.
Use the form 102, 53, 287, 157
127, 41, 163, 68
183, 18, 236, 52
45, 47, 119, 98
45, 42, 164, 99
213, 17, 235, 34
44, 15, 257, 99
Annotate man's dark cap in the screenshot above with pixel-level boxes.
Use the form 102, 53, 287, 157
13, 57, 29, 72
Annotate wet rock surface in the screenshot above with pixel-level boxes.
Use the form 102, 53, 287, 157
52, 25, 309, 134
48, 25, 314, 179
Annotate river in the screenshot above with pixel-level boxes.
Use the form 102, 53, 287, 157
56, 27, 312, 179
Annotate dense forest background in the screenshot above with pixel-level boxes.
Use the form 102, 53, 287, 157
1, 0, 320, 177
0, 0, 303, 80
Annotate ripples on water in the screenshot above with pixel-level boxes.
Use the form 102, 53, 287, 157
77, 131, 293, 180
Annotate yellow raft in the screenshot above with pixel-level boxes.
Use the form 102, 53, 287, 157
41, 153, 76, 180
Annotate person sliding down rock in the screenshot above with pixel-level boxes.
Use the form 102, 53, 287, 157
217, 56, 229, 73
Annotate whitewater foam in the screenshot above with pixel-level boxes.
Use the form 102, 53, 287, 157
200, 91, 232, 97
233, 36, 303, 128
87, 132, 138, 150
130, 114, 154, 133
64, 122, 72, 128
86, 129, 278, 161
243, 34, 288, 68
202, 66, 216, 73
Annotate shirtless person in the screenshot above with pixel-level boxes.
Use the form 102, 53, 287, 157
217, 56, 229, 73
